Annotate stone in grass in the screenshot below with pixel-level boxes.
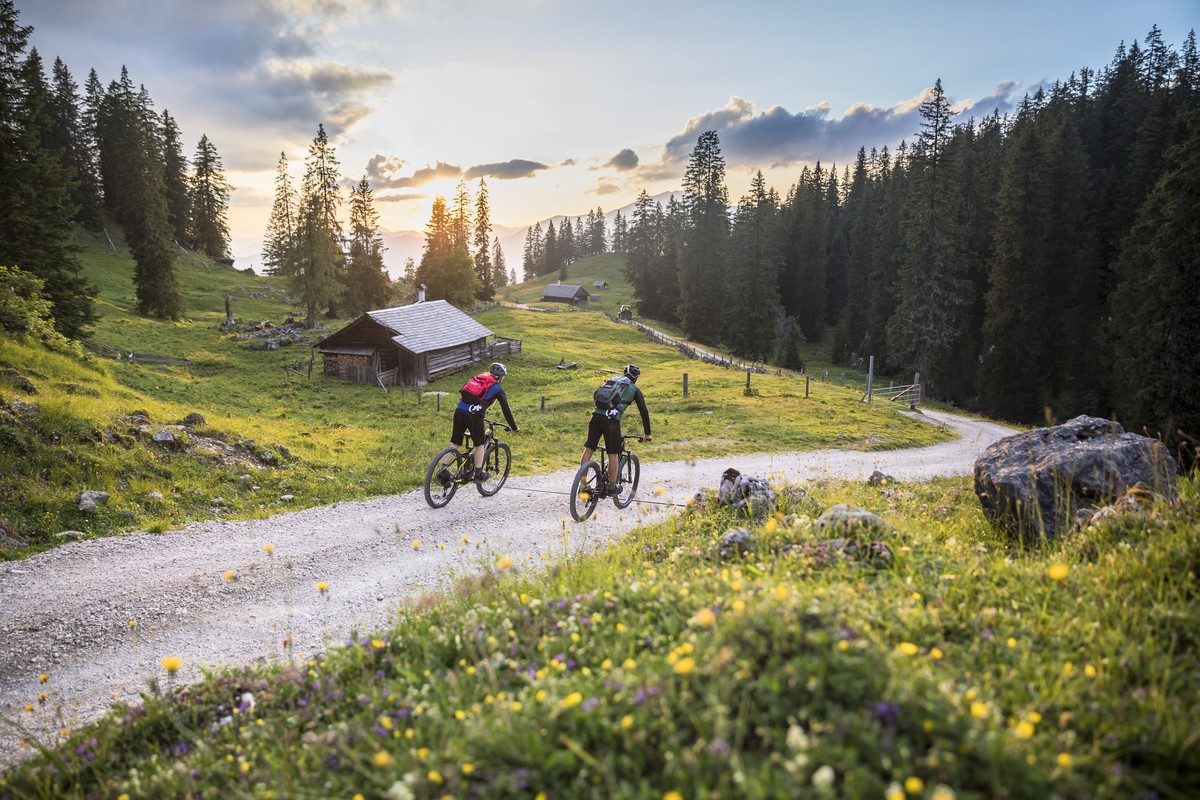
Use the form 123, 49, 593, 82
77, 490, 110, 512
716, 467, 778, 520
974, 415, 1177, 544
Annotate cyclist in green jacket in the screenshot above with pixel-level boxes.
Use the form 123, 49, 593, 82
581, 364, 652, 495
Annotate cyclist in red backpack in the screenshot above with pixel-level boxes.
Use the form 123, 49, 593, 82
449, 362, 519, 482
580, 364, 651, 495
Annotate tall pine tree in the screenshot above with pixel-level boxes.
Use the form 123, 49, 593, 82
678, 131, 729, 344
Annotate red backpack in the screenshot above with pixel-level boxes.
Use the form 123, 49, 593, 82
461, 372, 497, 403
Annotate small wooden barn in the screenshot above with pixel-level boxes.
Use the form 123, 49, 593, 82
316, 299, 519, 387
542, 283, 589, 304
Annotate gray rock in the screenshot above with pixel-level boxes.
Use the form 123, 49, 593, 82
717, 527, 755, 558
181, 412, 205, 426
77, 490, 110, 512
716, 468, 777, 519
974, 415, 1177, 543
813, 504, 896, 538
151, 429, 177, 445
868, 470, 895, 486
147, 491, 164, 502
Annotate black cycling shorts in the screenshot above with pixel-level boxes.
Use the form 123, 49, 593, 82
450, 408, 486, 448
583, 414, 622, 453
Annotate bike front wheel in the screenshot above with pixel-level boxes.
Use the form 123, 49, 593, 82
476, 442, 512, 496
569, 461, 602, 522
424, 446, 464, 509
613, 452, 640, 508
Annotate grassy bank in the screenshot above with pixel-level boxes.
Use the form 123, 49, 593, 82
3, 474, 1196, 798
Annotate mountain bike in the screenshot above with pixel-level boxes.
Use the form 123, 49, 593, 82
569, 435, 642, 522
424, 418, 513, 508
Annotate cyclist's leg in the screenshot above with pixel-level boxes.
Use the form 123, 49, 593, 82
467, 414, 487, 477
447, 411, 470, 468
582, 415, 605, 467
603, 420, 623, 492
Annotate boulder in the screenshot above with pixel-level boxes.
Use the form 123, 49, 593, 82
182, 412, 206, 426
77, 490, 110, 512
716, 468, 777, 519
974, 415, 1176, 543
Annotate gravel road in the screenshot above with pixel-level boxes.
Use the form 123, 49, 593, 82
0, 408, 1015, 768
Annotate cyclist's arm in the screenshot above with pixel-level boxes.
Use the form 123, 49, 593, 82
633, 387, 651, 438
495, 388, 519, 431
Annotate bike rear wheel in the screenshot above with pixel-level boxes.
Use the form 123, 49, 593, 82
613, 452, 640, 508
424, 446, 464, 508
476, 442, 512, 496
569, 461, 603, 522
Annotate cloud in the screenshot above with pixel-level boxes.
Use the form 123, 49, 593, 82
464, 159, 549, 180
588, 177, 624, 196
661, 87, 1024, 169
604, 148, 639, 171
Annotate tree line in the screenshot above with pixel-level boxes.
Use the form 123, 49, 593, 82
622, 26, 1199, 462
521, 207, 627, 281
0, 0, 233, 334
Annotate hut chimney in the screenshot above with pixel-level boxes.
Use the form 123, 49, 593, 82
418, 283, 426, 303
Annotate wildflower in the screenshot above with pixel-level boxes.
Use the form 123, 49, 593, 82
674, 657, 695, 675
496, 555, 514, 571
1007, 637, 1017, 649
224, 570, 235, 581
931, 786, 956, 800
663, 793, 684, 800
811, 764, 835, 789
316, 581, 328, 593
930, 647, 944, 660
970, 701, 989, 719
1014, 721, 1035, 739
264, 543, 274, 554
372, 639, 386, 650
1085, 664, 1097, 678
38, 674, 49, 684
462, 763, 474, 775
129, 620, 136, 629
1047, 563, 1070, 581
412, 540, 421, 550
621, 715, 633, 730
691, 608, 716, 627
1057, 753, 1073, 768
904, 776, 925, 793
461, 535, 468, 543
886, 783, 905, 800
764, 518, 778, 533
428, 770, 443, 784
161, 656, 183, 676
561, 692, 583, 709
897, 642, 920, 656
656, 487, 666, 494
373, 750, 393, 767
623, 658, 637, 669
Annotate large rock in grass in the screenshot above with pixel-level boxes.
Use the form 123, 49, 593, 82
974, 415, 1177, 544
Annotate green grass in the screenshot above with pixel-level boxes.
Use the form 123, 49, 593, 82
499, 254, 638, 315
0, 234, 946, 555
3, 474, 1196, 798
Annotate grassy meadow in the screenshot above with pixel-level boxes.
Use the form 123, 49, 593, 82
0, 239, 936, 555
3, 236, 1196, 798
3, 474, 1197, 798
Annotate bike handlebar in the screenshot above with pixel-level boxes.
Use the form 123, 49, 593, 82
483, 418, 513, 431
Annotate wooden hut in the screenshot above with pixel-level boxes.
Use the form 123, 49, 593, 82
542, 283, 589, 304
317, 299, 518, 387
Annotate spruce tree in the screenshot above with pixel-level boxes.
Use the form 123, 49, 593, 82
725, 170, 782, 359
261, 151, 296, 276
47, 57, 101, 228
1110, 109, 1200, 465
678, 130, 729, 344
886, 80, 969, 393
0, 7, 96, 339
472, 178, 493, 298
293, 124, 344, 326
491, 236, 507, 289
342, 176, 389, 316
160, 110, 190, 245
189, 134, 231, 260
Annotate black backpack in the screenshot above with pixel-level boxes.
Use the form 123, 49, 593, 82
594, 376, 631, 410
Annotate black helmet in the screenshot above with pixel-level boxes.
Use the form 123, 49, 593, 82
489, 362, 507, 379
623, 364, 641, 381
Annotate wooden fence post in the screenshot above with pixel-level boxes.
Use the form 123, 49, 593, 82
805, 375, 810, 398
683, 373, 689, 398
541, 396, 546, 412
745, 370, 751, 390
436, 393, 441, 412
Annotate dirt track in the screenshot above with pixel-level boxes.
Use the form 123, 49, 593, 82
0, 408, 1015, 768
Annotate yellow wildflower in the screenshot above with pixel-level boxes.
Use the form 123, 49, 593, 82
1014, 721, 1035, 739
161, 656, 183, 676
970, 701, 989, 719
904, 776, 924, 793
674, 657, 695, 675
372, 750, 392, 767
897, 642, 920, 656
496, 555, 514, 571
1047, 563, 1070, 581
316, 581, 328, 593
1057, 753, 1073, 768
561, 692, 583, 709
691, 608, 716, 627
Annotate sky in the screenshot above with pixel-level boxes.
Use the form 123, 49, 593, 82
18, 0, 1198, 273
